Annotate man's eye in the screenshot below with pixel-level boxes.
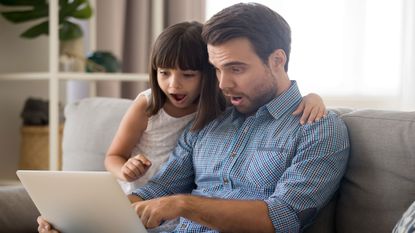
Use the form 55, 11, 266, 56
231, 67, 243, 73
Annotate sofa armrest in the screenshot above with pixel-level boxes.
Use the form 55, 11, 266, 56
0, 185, 39, 233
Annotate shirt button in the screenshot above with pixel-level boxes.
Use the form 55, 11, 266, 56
243, 127, 249, 133
180, 223, 187, 229
223, 178, 229, 184
230, 152, 236, 157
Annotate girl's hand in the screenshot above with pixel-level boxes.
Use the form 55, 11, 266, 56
37, 216, 60, 233
120, 154, 152, 182
292, 93, 327, 125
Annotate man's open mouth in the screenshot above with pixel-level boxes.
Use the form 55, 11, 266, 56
231, 96, 242, 101
229, 96, 243, 105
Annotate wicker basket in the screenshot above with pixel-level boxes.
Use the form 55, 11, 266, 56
19, 125, 63, 170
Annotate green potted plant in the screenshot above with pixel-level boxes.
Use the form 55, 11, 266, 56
0, 0, 93, 71
0, 0, 92, 41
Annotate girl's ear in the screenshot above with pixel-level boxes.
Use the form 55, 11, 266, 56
268, 49, 286, 72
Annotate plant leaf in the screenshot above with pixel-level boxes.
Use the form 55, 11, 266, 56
0, 0, 45, 6
1, 8, 48, 23
20, 20, 48, 38
72, 1, 92, 19
59, 0, 81, 18
59, 20, 83, 41
1, 0, 91, 40
59, 0, 91, 19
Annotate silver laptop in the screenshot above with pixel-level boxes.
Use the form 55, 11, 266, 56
16, 170, 148, 233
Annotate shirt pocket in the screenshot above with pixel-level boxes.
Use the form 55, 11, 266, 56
246, 148, 289, 191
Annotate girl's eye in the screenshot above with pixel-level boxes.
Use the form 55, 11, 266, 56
183, 73, 196, 78
158, 70, 169, 76
182, 70, 199, 78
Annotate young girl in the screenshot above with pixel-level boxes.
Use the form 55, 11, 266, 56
104, 21, 327, 194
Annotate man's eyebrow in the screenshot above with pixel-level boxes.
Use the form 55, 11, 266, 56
222, 61, 246, 67
208, 60, 247, 68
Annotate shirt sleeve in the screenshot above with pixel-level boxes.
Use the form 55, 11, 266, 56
392, 201, 415, 233
132, 125, 197, 200
265, 113, 350, 232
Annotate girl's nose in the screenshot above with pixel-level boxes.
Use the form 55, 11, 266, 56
169, 74, 182, 89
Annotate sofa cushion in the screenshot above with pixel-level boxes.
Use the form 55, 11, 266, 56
0, 185, 39, 233
62, 97, 133, 171
304, 196, 337, 233
336, 110, 415, 233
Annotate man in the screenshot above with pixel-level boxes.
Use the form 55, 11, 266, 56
129, 3, 349, 232
39, 3, 349, 232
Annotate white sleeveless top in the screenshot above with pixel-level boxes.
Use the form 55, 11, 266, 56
119, 89, 196, 194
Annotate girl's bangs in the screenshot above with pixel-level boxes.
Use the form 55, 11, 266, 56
153, 39, 206, 71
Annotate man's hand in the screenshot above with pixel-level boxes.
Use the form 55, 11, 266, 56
131, 195, 183, 229
120, 154, 151, 182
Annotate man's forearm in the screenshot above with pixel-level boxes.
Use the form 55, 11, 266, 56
176, 195, 274, 233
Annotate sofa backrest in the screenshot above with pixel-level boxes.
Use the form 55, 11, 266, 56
62, 97, 133, 171
335, 109, 415, 233
307, 109, 415, 233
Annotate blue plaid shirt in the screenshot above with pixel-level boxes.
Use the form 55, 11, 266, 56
134, 81, 350, 232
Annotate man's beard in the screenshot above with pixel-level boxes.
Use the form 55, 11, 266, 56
236, 84, 277, 115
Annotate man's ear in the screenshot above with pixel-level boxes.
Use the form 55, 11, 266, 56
268, 49, 286, 71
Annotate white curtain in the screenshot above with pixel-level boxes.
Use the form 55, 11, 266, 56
400, 0, 415, 111
165, 0, 206, 25
94, 0, 127, 98
120, 0, 155, 99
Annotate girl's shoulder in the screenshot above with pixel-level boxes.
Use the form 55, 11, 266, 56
134, 89, 152, 102
129, 89, 150, 118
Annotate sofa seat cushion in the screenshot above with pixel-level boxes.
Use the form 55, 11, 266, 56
336, 110, 415, 233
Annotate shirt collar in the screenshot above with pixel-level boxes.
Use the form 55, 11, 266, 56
230, 80, 303, 121
263, 80, 302, 120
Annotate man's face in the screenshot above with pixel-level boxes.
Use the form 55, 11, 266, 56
208, 38, 278, 115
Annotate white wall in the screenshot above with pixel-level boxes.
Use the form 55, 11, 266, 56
0, 16, 50, 180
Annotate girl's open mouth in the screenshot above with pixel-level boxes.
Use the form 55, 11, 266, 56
171, 94, 187, 102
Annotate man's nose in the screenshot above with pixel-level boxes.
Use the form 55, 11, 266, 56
218, 73, 234, 90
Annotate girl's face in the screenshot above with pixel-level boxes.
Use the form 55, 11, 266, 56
157, 67, 202, 112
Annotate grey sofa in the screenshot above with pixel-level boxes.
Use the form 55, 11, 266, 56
1, 97, 414, 233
